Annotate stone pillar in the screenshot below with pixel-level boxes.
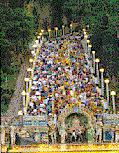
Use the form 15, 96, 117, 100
1, 126, 6, 145
88, 45, 91, 58
10, 126, 16, 145
87, 126, 95, 143
51, 134, 54, 144
96, 126, 102, 143
81, 40, 87, 53
53, 131, 57, 143
115, 130, 119, 143
61, 121, 66, 144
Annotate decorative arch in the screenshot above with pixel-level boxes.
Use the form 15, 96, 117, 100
58, 104, 96, 143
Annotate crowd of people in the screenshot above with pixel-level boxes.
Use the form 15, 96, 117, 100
27, 33, 105, 117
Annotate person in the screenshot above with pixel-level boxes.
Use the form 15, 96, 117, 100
15, 133, 20, 145
72, 130, 77, 143
34, 132, 39, 142
96, 123, 102, 143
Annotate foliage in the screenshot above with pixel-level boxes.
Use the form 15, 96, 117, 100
0, 2, 35, 113
50, 0, 65, 26
32, 6, 39, 31
0, 3, 35, 62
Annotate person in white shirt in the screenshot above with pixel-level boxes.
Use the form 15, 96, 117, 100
95, 77, 99, 85
35, 91, 40, 96
80, 92, 86, 103
29, 102, 34, 108
96, 86, 101, 96
55, 93, 59, 98
102, 99, 108, 110
96, 122, 103, 143
72, 130, 77, 142
31, 85, 37, 90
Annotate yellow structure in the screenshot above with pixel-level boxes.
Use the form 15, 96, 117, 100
1, 143, 119, 152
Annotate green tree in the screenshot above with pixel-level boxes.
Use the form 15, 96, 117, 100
76, 0, 119, 76
0, 2, 35, 113
50, 0, 65, 27
32, 6, 39, 31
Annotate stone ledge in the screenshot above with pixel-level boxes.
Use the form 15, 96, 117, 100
1, 143, 119, 152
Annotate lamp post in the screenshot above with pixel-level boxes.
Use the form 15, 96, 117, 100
28, 79, 32, 92
35, 40, 39, 45
88, 44, 92, 49
84, 31, 87, 35
27, 68, 33, 78
41, 29, 44, 40
39, 32, 43, 42
88, 44, 92, 58
18, 110, 23, 116
88, 44, 93, 74
24, 78, 30, 92
29, 58, 34, 69
87, 40, 90, 55
21, 90, 26, 112
29, 58, 35, 77
84, 34, 88, 39
26, 68, 33, 92
92, 51, 96, 74
84, 34, 88, 53
32, 44, 37, 60
95, 58, 100, 84
18, 110, 23, 126
70, 24, 73, 34
32, 44, 37, 53
31, 50, 35, 56
62, 25, 65, 36
25, 92, 30, 113
48, 29, 51, 38
41, 29, 44, 33
104, 79, 110, 107
87, 39, 90, 44
110, 91, 116, 114
99, 68, 104, 96
32, 45, 37, 60
37, 36, 40, 43
83, 28, 86, 32
29, 58, 33, 63
55, 27, 58, 37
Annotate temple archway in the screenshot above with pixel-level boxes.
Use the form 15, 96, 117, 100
58, 105, 96, 144
65, 113, 88, 143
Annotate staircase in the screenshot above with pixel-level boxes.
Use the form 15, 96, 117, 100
1, 28, 119, 152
